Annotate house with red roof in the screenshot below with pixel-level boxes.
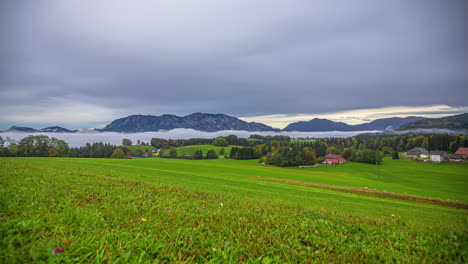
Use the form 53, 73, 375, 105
324, 154, 347, 165
454, 147, 468, 160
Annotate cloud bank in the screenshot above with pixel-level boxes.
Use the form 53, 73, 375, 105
1, 0, 466, 128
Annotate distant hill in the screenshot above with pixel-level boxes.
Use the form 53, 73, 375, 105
8, 126, 76, 133
283, 116, 424, 132
398, 113, 468, 130
40, 126, 77, 133
353, 116, 425, 131
102, 113, 279, 132
283, 118, 353, 132
8, 126, 37, 132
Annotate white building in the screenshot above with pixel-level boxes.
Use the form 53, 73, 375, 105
429, 151, 448, 163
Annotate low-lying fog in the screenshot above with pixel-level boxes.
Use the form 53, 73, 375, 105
1, 128, 465, 147
1, 129, 376, 147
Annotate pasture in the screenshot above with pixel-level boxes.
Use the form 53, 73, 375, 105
0, 157, 466, 263
162, 145, 232, 158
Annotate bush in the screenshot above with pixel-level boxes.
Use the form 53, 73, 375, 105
192, 150, 203, 160
111, 149, 126, 159
169, 148, 178, 158
206, 149, 219, 159
213, 137, 228, 147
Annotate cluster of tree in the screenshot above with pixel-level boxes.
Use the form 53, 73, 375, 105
110, 146, 132, 159
187, 149, 219, 160
352, 149, 384, 165
351, 134, 467, 152
160, 148, 219, 160
150, 138, 214, 149
213, 137, 228, 147
0, 135, 69, 157
229, 147, 261, 160
249, 135, 291, 143
132, 148, 152, 158
260, 146, 316, 167
69, 142, 117, 158
122, 138, 133, 146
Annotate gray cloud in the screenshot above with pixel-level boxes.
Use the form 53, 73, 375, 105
1, 0, 467, 128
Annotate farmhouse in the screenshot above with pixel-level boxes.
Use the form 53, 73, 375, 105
429, 151, 448, 163
454, 147, 468, 160
324, 154, 347, 165
404, 147, 429, 158
449, 154, 464, 162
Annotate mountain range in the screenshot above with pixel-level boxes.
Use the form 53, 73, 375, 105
5, 113, 468, 133
7, 126, 77, 133
283, 116, 425, 132
101, 113, 279, 132
398, 113, 468, 130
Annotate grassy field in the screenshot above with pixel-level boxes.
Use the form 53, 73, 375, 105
162, 145, 232, 158
124, 145, 156, 155
0, 157, 467, 263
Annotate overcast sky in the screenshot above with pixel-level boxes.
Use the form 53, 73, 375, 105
1, 0, 467, 129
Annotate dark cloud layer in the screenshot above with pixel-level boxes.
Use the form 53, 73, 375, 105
1, 0, 467, 128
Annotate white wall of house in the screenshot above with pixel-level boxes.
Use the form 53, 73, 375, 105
419, 154, 428, 158
430, 155, 442, 163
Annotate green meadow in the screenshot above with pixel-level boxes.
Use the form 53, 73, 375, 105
162, 145, 233, 158
0, 157, 467, 263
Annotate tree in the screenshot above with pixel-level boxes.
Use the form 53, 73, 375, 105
326, 146, 338, 154
206, 149, 219, 159
192, 150, 203, 160
213, 137, 228, 147
219, 147, 225, 155
137, 139, 141, 145
354, 149, 384, 165
122, 138, 132, 146
302, 147, 317, 165
111, 148, 126, 159
169, 148, 178, 158
48, 148, 60, 157
134, 149, 144, 157
391, 151, 399, 160
449, 141, 459, 153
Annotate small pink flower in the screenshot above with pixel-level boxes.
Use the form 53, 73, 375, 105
151, 200, 156, 203
166, 208, 170, 210
54, 247, 63, 253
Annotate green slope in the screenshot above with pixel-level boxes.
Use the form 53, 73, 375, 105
0, 157, 467, 263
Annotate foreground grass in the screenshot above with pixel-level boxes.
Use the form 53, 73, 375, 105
0, 158, 467, 263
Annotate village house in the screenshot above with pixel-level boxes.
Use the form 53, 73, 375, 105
449, 154, 464, 162
324, 154, 347, 165
403, 147, 429, 158
429, 151, 448, 163
454, 147, 468, 160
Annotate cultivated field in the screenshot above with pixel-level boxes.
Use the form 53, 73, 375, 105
0, 157, 467, 263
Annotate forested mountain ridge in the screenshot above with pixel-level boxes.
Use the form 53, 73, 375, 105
102, 113, 279, 132
283, 116, 424, 132
398, 113, 468, 130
